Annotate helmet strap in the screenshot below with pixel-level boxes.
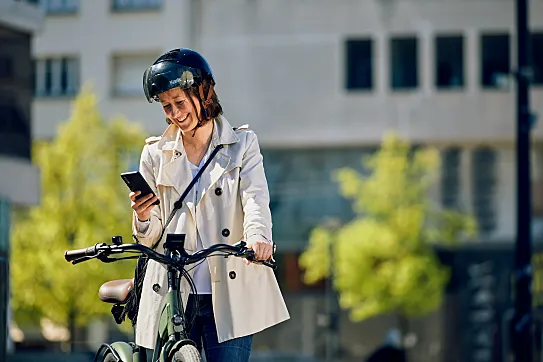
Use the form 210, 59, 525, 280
190, 83, 215, 137
185, 90, 203, 138
199, 83, 215, 111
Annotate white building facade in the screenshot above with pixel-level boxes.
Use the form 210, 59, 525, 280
28, 1, 543, 361
32, 0, 543, 249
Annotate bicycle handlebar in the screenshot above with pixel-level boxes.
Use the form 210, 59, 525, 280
64, 244, 104, 262
64, 241, 276, 270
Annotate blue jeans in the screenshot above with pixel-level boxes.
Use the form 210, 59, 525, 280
144, 294, 252, 362
186, 294, 252, 362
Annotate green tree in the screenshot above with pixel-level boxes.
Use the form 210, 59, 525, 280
299, 133, 476, 332
10, 87, 147, 350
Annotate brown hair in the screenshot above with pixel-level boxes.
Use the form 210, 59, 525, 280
189, 79, 223, 121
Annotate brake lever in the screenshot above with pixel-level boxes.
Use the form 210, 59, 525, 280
96, 255, 118, 263
71, 256, 95, 265
95, 249, 140, 263
252, 259, 277, 270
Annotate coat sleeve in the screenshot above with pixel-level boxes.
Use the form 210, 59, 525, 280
239, 131, 273, 246
131, 144, 164, 248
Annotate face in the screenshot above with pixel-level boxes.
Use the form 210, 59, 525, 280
158, 87, 201, 133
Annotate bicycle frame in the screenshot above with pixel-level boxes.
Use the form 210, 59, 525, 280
152, 249, 197, 362
66, 235, 276, 362
92, 249, 198, 362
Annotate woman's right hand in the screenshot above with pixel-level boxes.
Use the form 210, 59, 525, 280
130, 191, 159, 222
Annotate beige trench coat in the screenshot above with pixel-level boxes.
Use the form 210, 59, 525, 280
131, 115, 290, 349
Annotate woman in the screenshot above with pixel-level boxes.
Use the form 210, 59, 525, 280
129, 48, 290, 361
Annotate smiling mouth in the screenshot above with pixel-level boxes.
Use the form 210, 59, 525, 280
175, 114, 189, 124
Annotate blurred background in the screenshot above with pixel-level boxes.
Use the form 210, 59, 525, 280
2, 0, 543, 361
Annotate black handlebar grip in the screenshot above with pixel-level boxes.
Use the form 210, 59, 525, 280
261, 260, 277, 270
244, 250, 277, 270
64, 245, 98, 262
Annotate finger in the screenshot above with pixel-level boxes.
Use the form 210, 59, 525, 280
129, 191, 141, 201
138, 195, 158, 211
259, 246, 272, 261
253, 245, 263, 260
132, 195, 154, 212
132, 193, 154, 207
259, 246, 271, 261
264, 245, 273, 260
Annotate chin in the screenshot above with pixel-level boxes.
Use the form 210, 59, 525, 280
180, 121, 198, 133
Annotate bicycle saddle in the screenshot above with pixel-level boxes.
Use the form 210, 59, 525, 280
98, 279, 134, 304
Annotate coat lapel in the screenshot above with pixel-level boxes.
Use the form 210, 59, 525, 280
196, 116, 241, 205
154, 125, 196, 215
155, 116, 241, 211
195, 149, 233, 205
159, 154, 195, 205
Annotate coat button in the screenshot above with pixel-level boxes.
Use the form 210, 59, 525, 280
215, 187, 222, 196
229, 271, 236, 279
152, 284, 161, 293
222, 228, 230, 237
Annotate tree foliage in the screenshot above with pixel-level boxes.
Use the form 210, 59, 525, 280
299, 133, 477, 321
10, 87, 147, 328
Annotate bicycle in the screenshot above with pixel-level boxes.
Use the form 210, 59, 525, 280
64, 233, 276, 362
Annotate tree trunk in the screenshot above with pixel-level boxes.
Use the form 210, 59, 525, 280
68, 232, 77, 352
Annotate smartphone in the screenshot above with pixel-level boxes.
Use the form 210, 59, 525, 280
120, 171, 160, 206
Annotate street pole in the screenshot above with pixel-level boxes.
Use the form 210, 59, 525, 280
325, 240, 340, 362
513, 0, 534, 360
324, 219, 340, 362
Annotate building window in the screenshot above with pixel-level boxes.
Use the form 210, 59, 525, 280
261, 147, 371, 251
111, 0, 163, 11
435, 35, 464, 89
112, 54, 157, 96
345, 38, 373, 91
34, 57, 79, 97
441, 148, 461, 210
472, 148, 497, 236
390, 36, 418, 90
532, 33, 543, 86
0, 57, 13, 79
0, 103, 31, 159
481, 33, 510, 89
42, 0, 79, 14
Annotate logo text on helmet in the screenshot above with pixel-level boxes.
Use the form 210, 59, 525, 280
168, 79, 180, 87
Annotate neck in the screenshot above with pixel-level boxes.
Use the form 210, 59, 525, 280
181, 120, 214, 149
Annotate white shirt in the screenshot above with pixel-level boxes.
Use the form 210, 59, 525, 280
187, 156, 212, 294
135, 154, 212, 295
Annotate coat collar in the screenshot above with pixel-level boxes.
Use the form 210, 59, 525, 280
155, 115, 241, 216
156, 115, 239, 154
211, 115, 240, 148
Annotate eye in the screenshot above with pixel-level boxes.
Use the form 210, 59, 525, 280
163, 104, 171, 111
176, 100, 184, 106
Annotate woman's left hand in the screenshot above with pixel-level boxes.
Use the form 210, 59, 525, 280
245, 241, 273, 264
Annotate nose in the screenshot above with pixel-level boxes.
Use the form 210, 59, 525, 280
171, 104, 183, 118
